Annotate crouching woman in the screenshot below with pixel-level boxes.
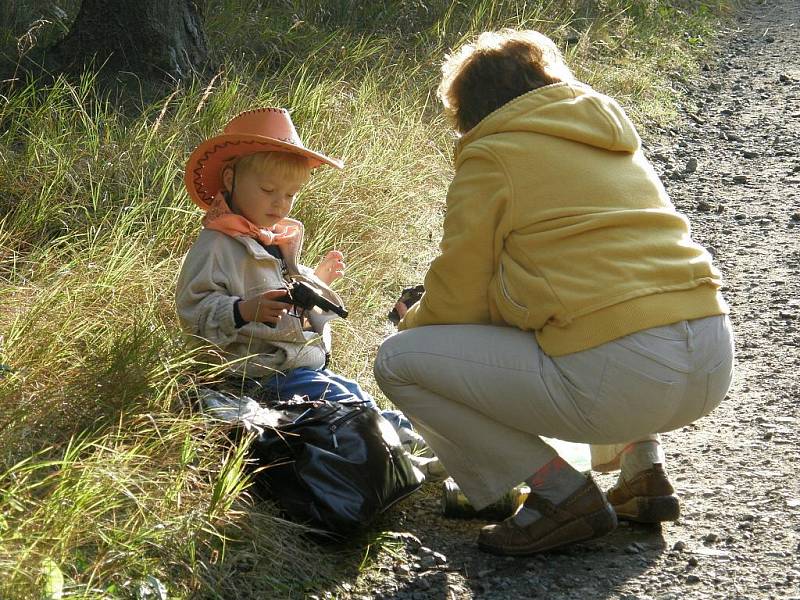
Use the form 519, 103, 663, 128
374, 30, 734, 555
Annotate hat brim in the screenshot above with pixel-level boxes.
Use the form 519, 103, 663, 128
184, 133, 343, 210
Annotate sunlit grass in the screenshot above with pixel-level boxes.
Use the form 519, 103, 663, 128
0, 0, 738, 597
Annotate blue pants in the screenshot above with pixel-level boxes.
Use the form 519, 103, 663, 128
263, 367, 377, 409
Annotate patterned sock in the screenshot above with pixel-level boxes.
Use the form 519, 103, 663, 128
619, 440, 665, 482
513, 456, 587, 526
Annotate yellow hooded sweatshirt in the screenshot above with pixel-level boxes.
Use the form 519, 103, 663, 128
399, 82, 728, 356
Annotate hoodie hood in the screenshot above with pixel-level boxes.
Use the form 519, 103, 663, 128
456, 82, 641, 157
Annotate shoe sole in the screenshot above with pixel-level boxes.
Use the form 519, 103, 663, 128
477, 504, 618, 556
612, 495, 680, 523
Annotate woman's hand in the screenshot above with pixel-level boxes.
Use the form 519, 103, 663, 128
237, 289, 293, 325
394, 301, 409, 319
314, 250, 345, 285
388, 284, 424, 324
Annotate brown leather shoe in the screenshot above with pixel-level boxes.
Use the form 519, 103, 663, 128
606, 464, 680, 523
477, 476, 617, 555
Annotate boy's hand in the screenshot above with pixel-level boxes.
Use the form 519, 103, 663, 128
238, 289, 293, 325
314, 250, 345, 285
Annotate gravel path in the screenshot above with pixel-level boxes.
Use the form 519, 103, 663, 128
346, 2, 800, 598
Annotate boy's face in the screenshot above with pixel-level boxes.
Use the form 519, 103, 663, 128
223, 165, 309, 228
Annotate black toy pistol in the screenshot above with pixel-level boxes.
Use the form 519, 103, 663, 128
278, 280, 348, 319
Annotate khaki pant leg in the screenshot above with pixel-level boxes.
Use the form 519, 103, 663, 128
375, 325, 586, 508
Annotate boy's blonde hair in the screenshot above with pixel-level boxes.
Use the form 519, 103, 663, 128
438, 29, 574, 134
233, 151, 312, 181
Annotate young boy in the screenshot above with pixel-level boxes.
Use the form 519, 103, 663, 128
176, 107, 372, 405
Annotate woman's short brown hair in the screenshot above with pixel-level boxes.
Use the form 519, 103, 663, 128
438, 29, 574, 134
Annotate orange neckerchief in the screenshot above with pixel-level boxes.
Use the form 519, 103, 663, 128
202, 192, 300, 247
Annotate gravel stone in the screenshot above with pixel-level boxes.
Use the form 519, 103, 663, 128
697, 200, 713, 211
702, 533, 720, 544
395, 564, 412, 577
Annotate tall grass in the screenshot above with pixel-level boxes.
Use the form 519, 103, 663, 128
1, 0, 737, 597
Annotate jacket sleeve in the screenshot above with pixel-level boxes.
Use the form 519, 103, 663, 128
175, 249, 240, 347
399, 149, 512, 330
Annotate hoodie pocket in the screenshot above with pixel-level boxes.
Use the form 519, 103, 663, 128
493, 261, 529, 325
490, 254, 562, 331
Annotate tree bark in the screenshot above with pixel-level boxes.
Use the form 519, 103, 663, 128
50, 0, 210, 82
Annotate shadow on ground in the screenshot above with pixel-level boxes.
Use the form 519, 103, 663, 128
346, 481, 669, 599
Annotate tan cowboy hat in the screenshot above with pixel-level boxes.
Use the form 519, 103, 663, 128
184, 107, 343, 210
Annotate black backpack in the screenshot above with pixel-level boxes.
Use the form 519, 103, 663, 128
204, 391, 424, 537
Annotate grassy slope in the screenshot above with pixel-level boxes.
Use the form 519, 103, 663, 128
0, 1, 738, 597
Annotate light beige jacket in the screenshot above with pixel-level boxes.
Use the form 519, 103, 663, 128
175, 220, 344, 378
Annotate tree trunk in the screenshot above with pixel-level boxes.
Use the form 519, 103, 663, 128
50, 0, 210, 82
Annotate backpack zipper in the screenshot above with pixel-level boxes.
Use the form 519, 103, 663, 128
328, 405, 366, 449
284, 404, 341, 429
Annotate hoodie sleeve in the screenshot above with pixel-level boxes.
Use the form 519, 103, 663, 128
175, 246, 240, 347
399, 149, 511, 330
